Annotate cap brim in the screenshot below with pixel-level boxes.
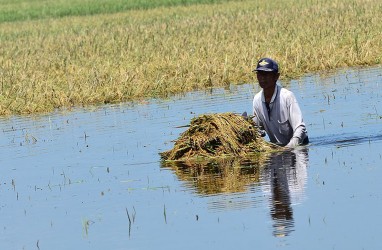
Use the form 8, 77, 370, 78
254, 67, 275, 72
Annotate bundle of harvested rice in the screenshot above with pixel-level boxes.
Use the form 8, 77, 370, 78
160, 112, 280, 161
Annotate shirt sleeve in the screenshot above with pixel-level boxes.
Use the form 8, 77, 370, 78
252, 99, 264, 130
288, 94, 308, 143
253, 112, 263, 128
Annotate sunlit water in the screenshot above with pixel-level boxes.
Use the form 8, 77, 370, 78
1, 66, 381, 250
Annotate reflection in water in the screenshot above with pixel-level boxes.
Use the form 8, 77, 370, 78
161, 157, 265, 195
161, 148, 309, 237
261, 149, 309, 237
0, 66, 381, 249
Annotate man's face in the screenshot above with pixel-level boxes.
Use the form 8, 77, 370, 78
256, 71, 280, 89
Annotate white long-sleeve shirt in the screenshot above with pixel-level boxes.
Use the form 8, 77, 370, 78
253, 84, 308, 146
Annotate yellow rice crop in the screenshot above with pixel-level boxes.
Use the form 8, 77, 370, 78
0, 0, 381, 115
160, 113, 280, 161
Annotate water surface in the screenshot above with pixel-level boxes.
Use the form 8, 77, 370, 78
1, 66, 381, 250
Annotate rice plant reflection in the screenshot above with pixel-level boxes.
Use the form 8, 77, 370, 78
161, 156, 264, 194
161, 148, 308, 237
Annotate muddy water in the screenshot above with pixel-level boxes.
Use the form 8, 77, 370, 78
1, 66, 381, 250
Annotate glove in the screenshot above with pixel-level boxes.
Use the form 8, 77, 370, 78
286, 137, 299, 148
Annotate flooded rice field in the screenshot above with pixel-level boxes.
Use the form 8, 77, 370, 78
1, 66, 381, 250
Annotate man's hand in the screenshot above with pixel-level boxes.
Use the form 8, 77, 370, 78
286, 137, 299, 148
259, 130, 266, 137
243, 111, 266, 137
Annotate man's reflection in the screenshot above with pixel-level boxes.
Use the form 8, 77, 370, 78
260, 148, 309, 237
161, 148, 309, 237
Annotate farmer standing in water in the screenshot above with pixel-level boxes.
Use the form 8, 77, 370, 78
252, 58, 309, 148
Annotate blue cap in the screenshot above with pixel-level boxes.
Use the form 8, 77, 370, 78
254, 58, 279, 73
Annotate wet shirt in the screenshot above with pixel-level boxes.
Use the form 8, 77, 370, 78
252, 84, 308, 146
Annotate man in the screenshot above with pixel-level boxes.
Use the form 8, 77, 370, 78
252, 58, 309, 147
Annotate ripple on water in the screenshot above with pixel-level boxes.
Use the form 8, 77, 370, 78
0, 66, 381, 250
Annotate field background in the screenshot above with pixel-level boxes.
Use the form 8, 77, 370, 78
0, 0, 235, 23
0, 0, 381, 114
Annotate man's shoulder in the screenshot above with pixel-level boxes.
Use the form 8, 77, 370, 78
253, 90, 263, 101
279, 87, 296, 99
279, 86, 292, 94
252, 91, 263, 109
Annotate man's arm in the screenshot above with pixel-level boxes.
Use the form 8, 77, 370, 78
286, 94, 308, 147
252, 105, 267, 137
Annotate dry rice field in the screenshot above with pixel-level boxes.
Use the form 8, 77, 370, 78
0, 0, 381, 114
